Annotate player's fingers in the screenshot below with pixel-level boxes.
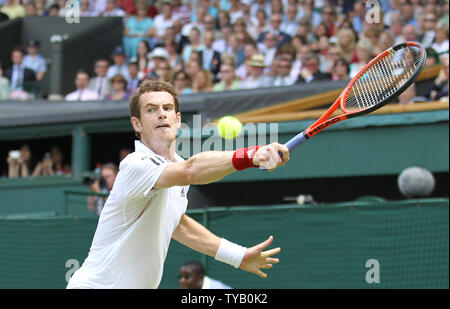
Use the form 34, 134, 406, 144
265, 257, 279, 264
255, 269, 267, 279
263, 247, 281, 257
260, 264, 273, 269
256, 235, 274, 252
272, 143, 289, 161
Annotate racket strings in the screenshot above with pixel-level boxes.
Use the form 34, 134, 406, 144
344, 46, 422, 112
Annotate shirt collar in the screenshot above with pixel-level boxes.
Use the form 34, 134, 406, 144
134, 140, 183, 162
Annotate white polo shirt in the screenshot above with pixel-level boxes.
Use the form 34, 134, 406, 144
67, 141, 189, 289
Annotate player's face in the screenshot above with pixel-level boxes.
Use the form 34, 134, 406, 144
132, 91, 181, 145
178, 266, 202, 289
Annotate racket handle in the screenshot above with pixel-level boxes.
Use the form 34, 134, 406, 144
279, 131, 307, 158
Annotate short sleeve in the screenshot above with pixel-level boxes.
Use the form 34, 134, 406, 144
123, 154, 170, 198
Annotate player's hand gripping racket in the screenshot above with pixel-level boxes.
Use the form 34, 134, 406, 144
282, 42, 427, 154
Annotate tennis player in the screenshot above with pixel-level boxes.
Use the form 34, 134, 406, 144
67, 80, 290, 289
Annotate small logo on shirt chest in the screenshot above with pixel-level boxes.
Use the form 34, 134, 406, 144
180, 187, 186, 198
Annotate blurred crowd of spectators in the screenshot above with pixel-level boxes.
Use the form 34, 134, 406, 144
0, 0, 448, 102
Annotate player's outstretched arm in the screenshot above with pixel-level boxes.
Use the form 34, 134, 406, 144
173, 215, 280, 279
155, 143, 290, 188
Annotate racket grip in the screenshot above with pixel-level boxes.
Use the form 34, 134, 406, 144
279, 132, 307, 158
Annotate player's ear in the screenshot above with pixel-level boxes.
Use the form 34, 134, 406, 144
131, 116, 142, 134
175, 112, 182, 128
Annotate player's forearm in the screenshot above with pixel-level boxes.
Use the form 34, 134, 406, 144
172, 215, 221, 257
184, 151, 236, 185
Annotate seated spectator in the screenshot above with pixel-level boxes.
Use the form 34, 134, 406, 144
203, 14, 220, 40
6, 144, 35, 178
236, 38, 259, 80
180, 5, 206, 39
376, 31, 395, 55
420, 12, 438, 48
214, 63, 240, 91
184, 59, 202, 82
153, 1, 175, 44
426, 55, 449, 101
295, 53, 332, 84
90, 0, 107, 16
88, 58, 112, 100
281, 3, 300, 38
0, 62, 10, 100
257, 13, 291, 48
164, 38, 184, 74
32, 146, 70, 176
172, 0, 191, 25
425, 47, 440, 67
335, 28, 358, 65
227, 33, 246, 68
127, 61, 140, 96
65, 69, 100, 101
79, 0, 97, 17
233, 17, 252, 45
179, 260, 232, 289
4, 46, 37, 100
272, 56, 295, 87
398, 83, 428, 105
249, 0, 270, 20
192, 69, 214, 93
0, 0, 26, 20
57, 0, 68, 17
321, 44, 342, 74
87, 162, 118, 215
35, 0, 49, 16
295, 17, 315, 45
349, 40, 374, 79
399, 24, 418, 44
136, 40, 151, 80
182, 27, 205, 64
147, 47, 170, 75
212, 23, 233, 54
247, 8, 267, 40
24, 1, 37, 16
165, 21, 185, 54
101, 0, 126, 17
361, 27, 381, 54
199, 30, 222, 83
238, 54, 273, 89
431, 23, 449, 56
154, 59, 173, 83
257, 32, 278, 68
23, 39, 47, 82
227, 0, 243, 24
105, 74, 129, 101
122, 1, 155, 59
106, 46, 130, 81
172, 70, 193, 95
48, 3, 60, 17
389, 13, 406, 44
331, 57, 350, 81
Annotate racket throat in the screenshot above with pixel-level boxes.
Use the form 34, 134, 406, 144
306, 115, 348, 138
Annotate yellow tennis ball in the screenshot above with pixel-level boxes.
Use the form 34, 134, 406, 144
217, 116, 242, 139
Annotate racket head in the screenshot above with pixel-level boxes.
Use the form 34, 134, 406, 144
340, 42, 427, 117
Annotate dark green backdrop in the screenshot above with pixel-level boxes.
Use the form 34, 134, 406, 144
0, 198, 447, 289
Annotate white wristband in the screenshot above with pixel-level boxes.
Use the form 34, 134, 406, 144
214, 238, 247, 268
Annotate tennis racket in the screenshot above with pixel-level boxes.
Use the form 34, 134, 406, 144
283, 41, 427, 153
